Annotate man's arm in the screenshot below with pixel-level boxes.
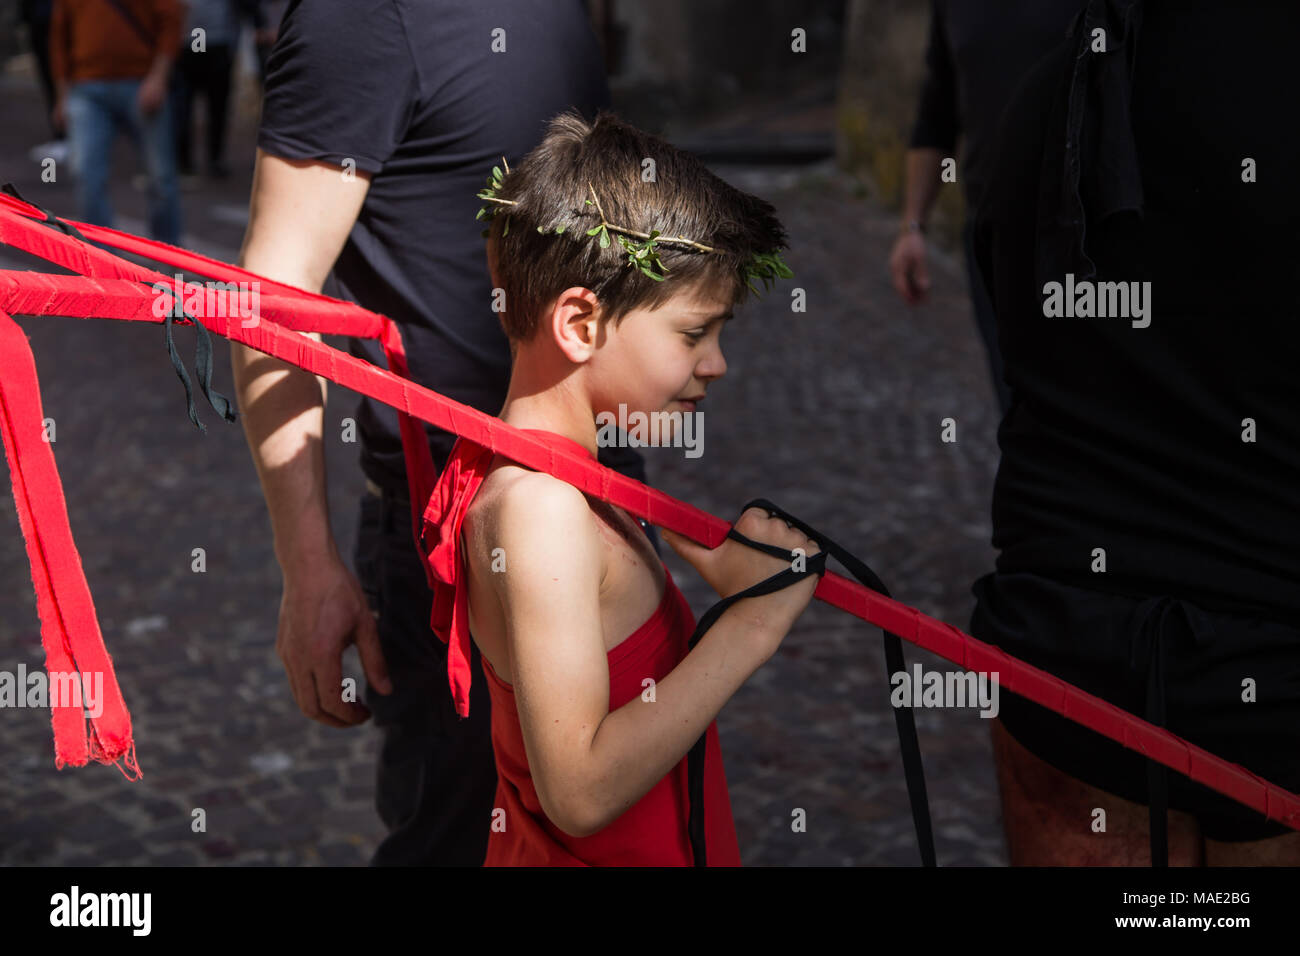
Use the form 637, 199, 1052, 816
133, 0, 185, 114
890, 0, 960, 304
231, 149, 390, 725
486, 476, 781, 838
901, 148, 946, 232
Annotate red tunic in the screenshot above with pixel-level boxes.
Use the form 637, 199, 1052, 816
422, 428, 742, 866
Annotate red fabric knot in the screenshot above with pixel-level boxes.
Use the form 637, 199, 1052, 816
421, 428, 596, 718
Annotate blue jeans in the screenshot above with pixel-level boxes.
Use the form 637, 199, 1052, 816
64, 78, 182, 246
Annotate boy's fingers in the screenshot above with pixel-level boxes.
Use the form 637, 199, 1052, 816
662, 527, 704, 560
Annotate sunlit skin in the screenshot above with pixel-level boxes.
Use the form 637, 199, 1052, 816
491, 263, 733, 452
453, 252, 819, 840
992, 718, 1300, 865
465, 262, 735, 675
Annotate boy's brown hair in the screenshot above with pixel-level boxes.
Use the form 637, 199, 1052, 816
484, 109, 789, 344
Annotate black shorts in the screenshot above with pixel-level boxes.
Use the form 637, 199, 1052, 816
969, 571, 1300, 842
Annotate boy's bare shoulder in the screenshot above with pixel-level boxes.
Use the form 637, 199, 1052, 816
464, 464, 602, 588
468, 462, 588, 534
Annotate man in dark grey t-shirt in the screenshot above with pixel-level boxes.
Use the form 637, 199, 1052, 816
231, 0, 648, 865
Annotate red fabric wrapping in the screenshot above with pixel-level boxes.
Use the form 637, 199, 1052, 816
0, 310, 137, 776
0, 195, 1296, 835
422, 436, 494, 718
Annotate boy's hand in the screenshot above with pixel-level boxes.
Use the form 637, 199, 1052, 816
661, 507, 821, 635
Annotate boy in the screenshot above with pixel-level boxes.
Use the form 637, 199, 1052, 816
422, 110, 820, 865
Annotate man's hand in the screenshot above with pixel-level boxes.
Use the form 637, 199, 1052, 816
892, 148, 944, 305
137, 70, 168, 115
889, 228, 931, 305
277, 552, 391, 726
233, 150, 376, 727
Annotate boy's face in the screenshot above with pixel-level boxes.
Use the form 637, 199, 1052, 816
586, 278, 731, 424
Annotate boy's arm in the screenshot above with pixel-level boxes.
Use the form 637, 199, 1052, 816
492, 475, 777, 838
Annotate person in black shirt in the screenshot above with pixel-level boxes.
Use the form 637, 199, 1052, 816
231, 0, 650, 865
892, 0, 1082, 414
971, 0, 1300, 865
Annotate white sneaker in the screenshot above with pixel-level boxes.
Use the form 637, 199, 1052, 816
29, 140, 69, 164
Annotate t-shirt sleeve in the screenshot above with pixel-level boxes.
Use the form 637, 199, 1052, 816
257, 0, 417, 174
909, 1, 960, 152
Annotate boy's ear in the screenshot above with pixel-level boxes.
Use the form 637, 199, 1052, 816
549, 286, 603, 363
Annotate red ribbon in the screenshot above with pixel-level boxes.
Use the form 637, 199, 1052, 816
2, 193, 1297, 832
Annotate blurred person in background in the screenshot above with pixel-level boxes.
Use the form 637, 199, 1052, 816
20, 0, 69, 164
49, 0, 185, 246
170, 0, 270, 181
251, 0, 282, 87
889, 1, 1082, 415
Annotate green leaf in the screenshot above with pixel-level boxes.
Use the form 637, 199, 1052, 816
586, 225, 603, 236
555, 224, 565, 234
599, 228, 610, 249
492, 166, 502, 181
502, 217, 510, 237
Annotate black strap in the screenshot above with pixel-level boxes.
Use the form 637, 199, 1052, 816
2, 181, 238, 433
681, 497, 936, 867
158, 288, 239, 433
1129, 596, 1215, 868
97, 0, 156, 51
1145, 638, 1168, 868
3, 181, 92, 243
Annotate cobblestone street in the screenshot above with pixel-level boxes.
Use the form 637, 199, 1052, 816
1, 65, 1006, 866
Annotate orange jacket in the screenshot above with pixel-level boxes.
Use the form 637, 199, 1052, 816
49, 0, 185, 85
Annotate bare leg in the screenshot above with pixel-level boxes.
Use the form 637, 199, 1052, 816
1205, 831, 1300, 866
991, 717, 1204, 865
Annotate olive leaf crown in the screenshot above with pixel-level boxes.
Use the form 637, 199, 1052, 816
476, 157, 794, 295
